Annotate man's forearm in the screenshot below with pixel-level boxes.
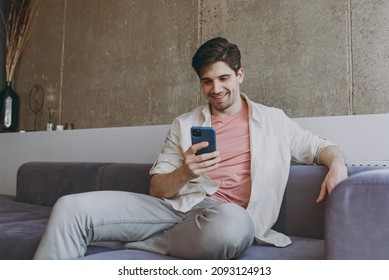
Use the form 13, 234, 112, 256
149, 166, 190, 199
316, 145, 346, 168
149, 146, 221, 199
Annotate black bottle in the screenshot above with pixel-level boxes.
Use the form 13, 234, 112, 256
0, 82, 19, 132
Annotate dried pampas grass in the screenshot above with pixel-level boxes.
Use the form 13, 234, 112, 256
1, 0, 42, 83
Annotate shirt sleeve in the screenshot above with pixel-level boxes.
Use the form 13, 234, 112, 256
149, 118, 184, 175
284, 113, 335, 164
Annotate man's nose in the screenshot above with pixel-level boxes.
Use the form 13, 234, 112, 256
211, 80, 222, 92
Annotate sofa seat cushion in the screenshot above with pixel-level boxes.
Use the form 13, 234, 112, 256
0, 195, 51, 223
0, 195, 51, 260
84, 247, 177, 260
237, 236, 324, 260
0, 219, 49, 260
82, 236, 324, 260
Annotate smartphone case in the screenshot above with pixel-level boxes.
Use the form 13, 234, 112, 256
191, 126, 217, 155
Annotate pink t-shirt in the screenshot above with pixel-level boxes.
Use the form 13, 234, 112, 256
208, 104, 251, 208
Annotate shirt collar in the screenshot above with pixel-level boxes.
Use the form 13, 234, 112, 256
200, 92, 262, 125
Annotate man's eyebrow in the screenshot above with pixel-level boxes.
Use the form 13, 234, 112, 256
200, 74, 231, 81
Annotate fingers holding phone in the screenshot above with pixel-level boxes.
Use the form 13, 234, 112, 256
190, 141, 216, 157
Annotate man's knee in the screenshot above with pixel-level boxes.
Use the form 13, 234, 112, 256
51, 193, 88, 220
214, 203, 254, 243
199, 203, 254, 259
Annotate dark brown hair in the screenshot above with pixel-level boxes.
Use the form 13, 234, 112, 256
192, 37, 241, 77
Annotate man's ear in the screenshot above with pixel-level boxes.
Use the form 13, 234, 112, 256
237, 68, 244, 84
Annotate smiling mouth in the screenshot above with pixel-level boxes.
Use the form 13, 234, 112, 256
209, 92, 228, 102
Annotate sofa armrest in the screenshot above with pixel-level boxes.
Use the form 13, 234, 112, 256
325, 169, 389, 259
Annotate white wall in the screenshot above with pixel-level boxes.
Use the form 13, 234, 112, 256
1, 113, 389, 196
295, 113, 389, 166
0, 125, 170, 195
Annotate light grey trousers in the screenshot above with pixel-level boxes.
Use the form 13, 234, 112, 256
33, 191, 255, 260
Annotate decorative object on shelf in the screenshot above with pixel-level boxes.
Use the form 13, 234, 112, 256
47, 106, 55, 131
0, 0, 42, 132
64, 123, 74, 130
29, 84, 44, 131
0, 81, 19, 132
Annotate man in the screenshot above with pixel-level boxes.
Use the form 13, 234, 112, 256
34, 37, 347, 260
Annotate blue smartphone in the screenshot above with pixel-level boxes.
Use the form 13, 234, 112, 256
191, 126, 217, 155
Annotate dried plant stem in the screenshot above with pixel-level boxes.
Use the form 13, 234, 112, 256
3, 0, 42, 82
47, 106, 55, 122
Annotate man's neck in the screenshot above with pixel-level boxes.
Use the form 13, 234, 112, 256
211, 96, 245, 118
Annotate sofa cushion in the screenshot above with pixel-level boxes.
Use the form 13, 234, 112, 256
273, 165, 327, 239
82, 236, 324, 260
0, 195, 51, 223
100, 163, 152, 194
16, 162, 111, 206
0, 219, 48, 260
83, 248, 177, 260
0, 195, 51, 260
237, 236, 324, 260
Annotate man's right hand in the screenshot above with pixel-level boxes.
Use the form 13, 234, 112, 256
149, 142, 220, 199
182, 141, 220, 179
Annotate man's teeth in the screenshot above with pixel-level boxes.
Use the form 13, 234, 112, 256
211, 93, 226, 98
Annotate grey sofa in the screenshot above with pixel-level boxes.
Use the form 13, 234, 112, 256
0, 161, 388, 260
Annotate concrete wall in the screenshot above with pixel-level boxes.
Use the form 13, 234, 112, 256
0, 0, 8, 90
7, 0, 389, 131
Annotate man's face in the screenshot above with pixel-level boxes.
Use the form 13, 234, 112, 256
199, 61, 244, 116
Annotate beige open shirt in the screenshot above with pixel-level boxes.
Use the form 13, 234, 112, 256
150, 93, 333, 247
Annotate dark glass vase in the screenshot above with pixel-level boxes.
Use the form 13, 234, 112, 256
0, 82, 19, 132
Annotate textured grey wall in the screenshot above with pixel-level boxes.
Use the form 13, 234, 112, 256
351, 0, 389, 114
0, 0, 8, 91
10, 0, 389, 130
201, 0, 350, 117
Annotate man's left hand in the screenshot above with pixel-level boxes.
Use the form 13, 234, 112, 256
316, 162, 348, 203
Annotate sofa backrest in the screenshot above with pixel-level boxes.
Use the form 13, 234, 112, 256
16, 162, 112, 206
273, 165, 328, 239
100, 163, 152, 194
16, 162, 154, 207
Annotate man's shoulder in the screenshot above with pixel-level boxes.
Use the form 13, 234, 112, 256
173, 105, 207, 123
248, 99, 287, 119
